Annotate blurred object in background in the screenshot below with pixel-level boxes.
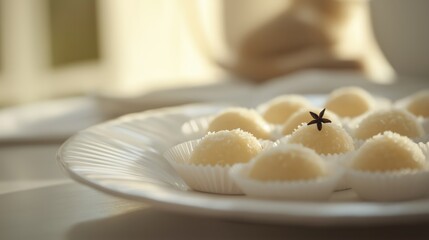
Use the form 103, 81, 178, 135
370, 0, 429, 80
0, 0, 428, 107
221, 0, 394, 83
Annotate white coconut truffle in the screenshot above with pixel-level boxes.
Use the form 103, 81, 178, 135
406, 90, 429, 118
189, 129, 262, 166
325, 87, 374, 118
355, 108, 424, 140
351, 132, 426, 172
262, 95, 311, 124
281, 108, 340, 135
249, 144, 327, 181
289, 123, 354, 155
208, 108, 271, 139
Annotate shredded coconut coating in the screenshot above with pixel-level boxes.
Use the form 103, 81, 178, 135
325, 87, 373, 117
189, 129, 262, 166
262, 95, 311, 124
352, 131, 426, 172
355, 108, 424, 140
407, 90, 429, 118
289, 123, 354, 155
208, 108, 271, 139
282, 108, 340, 135
249, 144, 327, 181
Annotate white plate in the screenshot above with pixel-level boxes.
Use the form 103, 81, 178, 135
57, 103, 429, 226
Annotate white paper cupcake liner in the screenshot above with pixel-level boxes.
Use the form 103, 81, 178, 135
421, 118, 429, 138
163, 139, 273, 195
163, 139, 240, 194
181, 116, 212, 140
347, 169, 429, 201
347, 143, 429, 201
417, 117, 429, 143
324, 153, 352, 191
230, 162, 343, 201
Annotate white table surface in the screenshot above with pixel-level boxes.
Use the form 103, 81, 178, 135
2, 73, 429, 239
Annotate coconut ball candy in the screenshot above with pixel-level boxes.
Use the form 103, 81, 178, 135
325, 87, 374, 118
351, 132, 426, 172
282, 108, 339, 135
262, 95, 311, 124
249, 144, 327, 181
288, 109, 354, 155
354, 108, 424, 140
208, 108, 271, 139
189, 129, 263, 166
405, 90, 429, 118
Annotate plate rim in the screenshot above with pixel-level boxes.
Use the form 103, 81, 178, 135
57, 103, 429, 226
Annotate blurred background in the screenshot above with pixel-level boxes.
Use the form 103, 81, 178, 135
1, 2, 429, 237
0, 0, 429, 107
